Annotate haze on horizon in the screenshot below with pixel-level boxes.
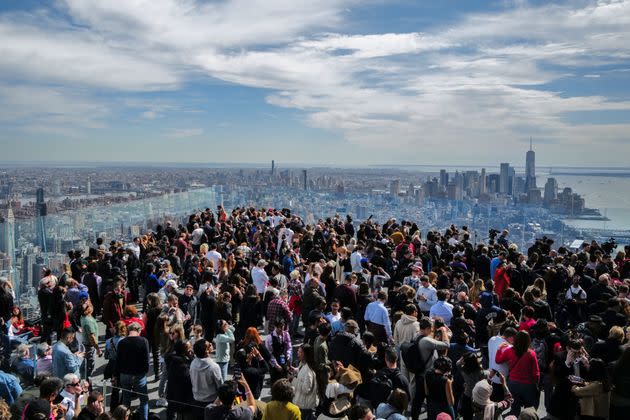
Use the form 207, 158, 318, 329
1, 0, 629, 167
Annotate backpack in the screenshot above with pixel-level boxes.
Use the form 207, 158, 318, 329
532, 337, 548, 371
400, 336, 430, 374
367, 370, 394, 408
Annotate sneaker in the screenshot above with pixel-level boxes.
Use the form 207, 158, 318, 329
156, 398, 168, 407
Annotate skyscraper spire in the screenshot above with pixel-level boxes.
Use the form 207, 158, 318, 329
525, 139, 536, 191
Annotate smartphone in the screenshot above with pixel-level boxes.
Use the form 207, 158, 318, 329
233, 367, 242, 380
568, 375, 584, 385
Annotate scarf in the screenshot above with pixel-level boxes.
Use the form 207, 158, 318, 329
472, 380, 495, 420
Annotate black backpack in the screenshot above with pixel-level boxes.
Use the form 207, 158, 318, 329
400, 336, 430, 373
367, 370, 394, 408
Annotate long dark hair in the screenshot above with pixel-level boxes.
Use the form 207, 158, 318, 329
513, 331, 531, 358
586, 358, 610, 391
461, 352, 482, 374
301, 344, 317, 372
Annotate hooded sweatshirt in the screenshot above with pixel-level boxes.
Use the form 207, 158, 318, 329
190, 356, 223, 402
393, 314, 419, 347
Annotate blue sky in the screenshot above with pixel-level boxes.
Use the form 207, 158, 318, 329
1, 0, 629, 166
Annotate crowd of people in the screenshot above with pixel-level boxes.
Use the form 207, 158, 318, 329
1, 205, 629, 420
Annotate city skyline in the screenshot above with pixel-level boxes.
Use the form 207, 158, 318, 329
1, 143, 627, 303
1, 1, 630, 166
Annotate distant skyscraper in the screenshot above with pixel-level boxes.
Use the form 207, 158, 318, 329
415, 187, 425, 205
271, 160, 275, 175
425, 178, 439, 197
390, 179, 400, 196
87, 177, 92, 195
479, 168, 487, 195
2, 209, 17, 295
302, 169, 308, 191
22, 254, 35, 289
1, 209, 15, 266
513, 176, 526, 195
32, 259, 46, 288
54, 179, 61, 195
439, 170, 449, 189
499, 163, 510, 194
525, 138, 537, 191
36, 187, 47, 252
454, 171, 464, 190
544, 178, 558, 205
488, 174, 500, 193
447, 183, 463, 201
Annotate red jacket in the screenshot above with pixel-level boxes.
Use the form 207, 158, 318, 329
102, 291, 128, 329
494, 267, 510, 299
496, 346, 540, 385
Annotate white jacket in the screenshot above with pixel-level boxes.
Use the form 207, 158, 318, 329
293, 363, 319, 410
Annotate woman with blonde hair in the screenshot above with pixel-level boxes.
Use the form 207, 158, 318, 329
470, 279, 485, 306
59, 263, 72, 286
199, 243, 209, 257
217, 258, 229, 283
226, 253, 237, 272
428, 271, 439, 287
335, 246, 352, 283
525, 278, 547, 300
156, 322, 186, 407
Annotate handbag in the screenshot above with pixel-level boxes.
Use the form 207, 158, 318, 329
328, 394, 352, 416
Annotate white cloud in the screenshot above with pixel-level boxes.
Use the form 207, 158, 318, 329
0, 16, 179, 91
297, 32, 453, 58
0, 83, 109, 130
141, 111, 158, 119
61, 0, 350, 48
166, 128, 204, 138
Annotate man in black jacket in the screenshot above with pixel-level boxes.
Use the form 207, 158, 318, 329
360, 346, 410, 408
329, 320, 375, 377
116, 322, 149, 419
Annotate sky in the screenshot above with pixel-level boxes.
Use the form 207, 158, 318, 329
1, 0, 630, 167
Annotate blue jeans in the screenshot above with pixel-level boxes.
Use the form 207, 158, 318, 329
217, 362, 228, 381
507, 379, 539, 416
83, 344, 95, 380
120, 373, 148, 420
158, 359, 168, 397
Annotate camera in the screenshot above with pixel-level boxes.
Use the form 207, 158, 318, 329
601, 238, 617, 255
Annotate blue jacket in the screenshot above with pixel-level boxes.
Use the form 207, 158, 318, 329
0, 371, 23, 405
52, 341, 82, 378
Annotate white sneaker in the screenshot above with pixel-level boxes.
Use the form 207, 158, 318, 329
156, 398, 168, 407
